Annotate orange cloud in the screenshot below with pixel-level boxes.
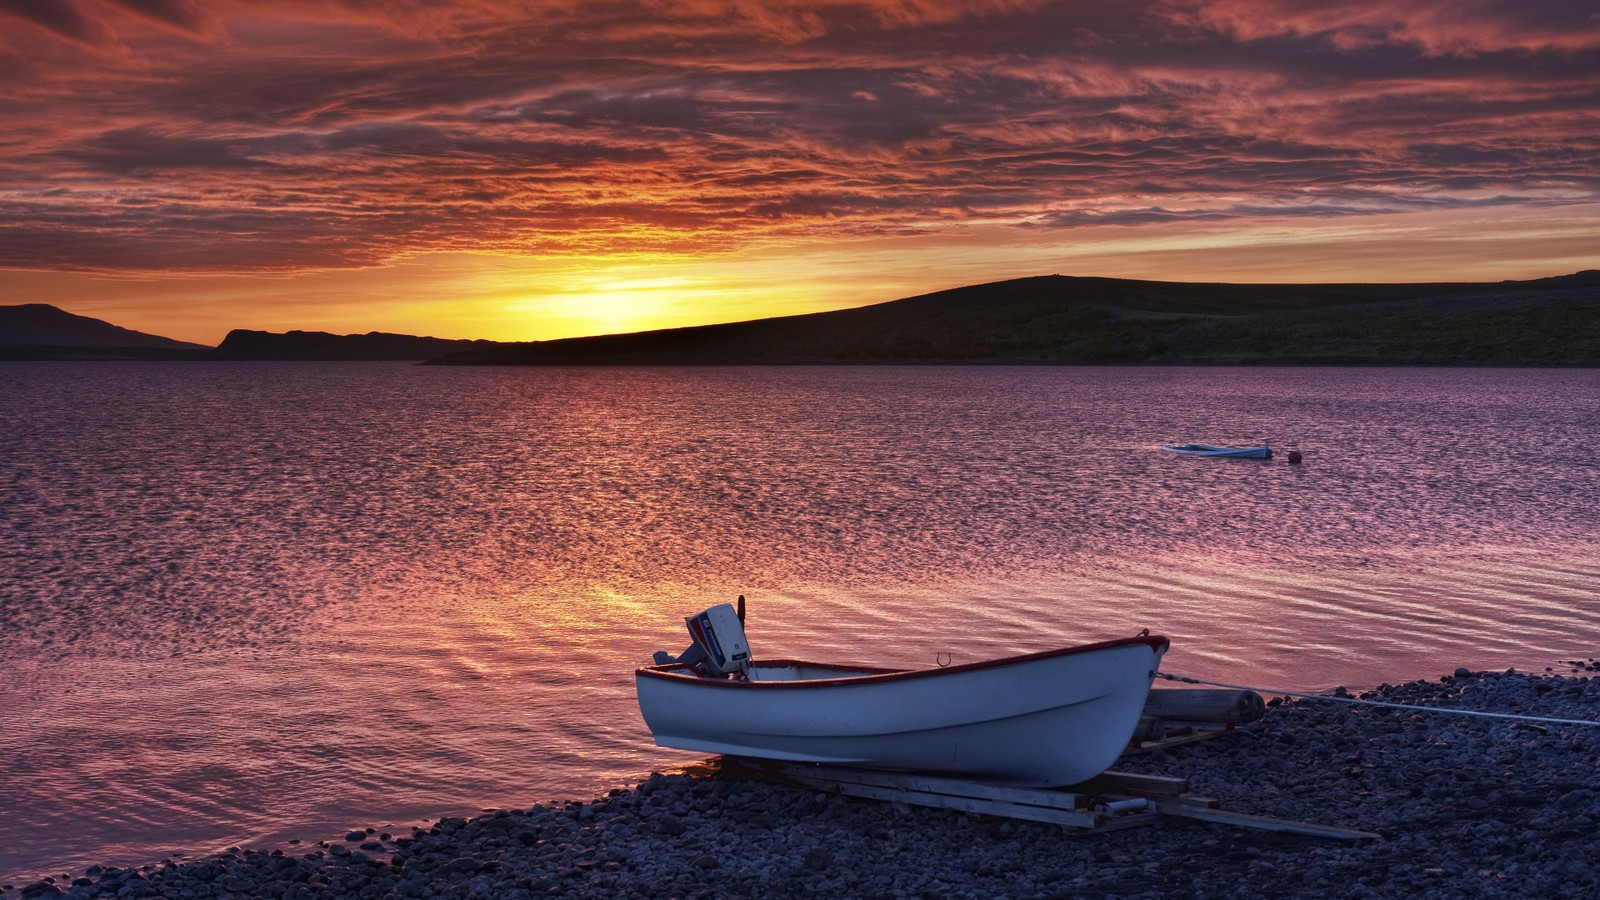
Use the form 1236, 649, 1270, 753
1153, 0, 1600, 55
0, 0, 1595, 337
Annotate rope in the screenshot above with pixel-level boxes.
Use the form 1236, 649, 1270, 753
1155, 671, 1600, 729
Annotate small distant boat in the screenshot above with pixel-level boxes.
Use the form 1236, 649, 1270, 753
1161, 441, 1272, 459
635, 601, 1169, 786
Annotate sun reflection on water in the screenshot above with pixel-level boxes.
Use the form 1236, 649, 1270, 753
2, 363, 1598, 882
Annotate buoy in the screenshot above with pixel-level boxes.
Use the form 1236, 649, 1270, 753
1287, 450, 1303, 464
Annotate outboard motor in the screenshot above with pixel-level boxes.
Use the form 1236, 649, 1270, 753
651, 601, 751, 677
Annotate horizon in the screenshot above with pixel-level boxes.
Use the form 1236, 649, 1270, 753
2, 2, 1598, 345
13, 267, 1600, 350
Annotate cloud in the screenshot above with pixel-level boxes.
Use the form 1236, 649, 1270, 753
0, 0, 1596, 274
1150, 0, 1600, 55
0, 0, 218, 48
0, 0, 118, 46
63, 127, 273, 173
107, 0, 218, 35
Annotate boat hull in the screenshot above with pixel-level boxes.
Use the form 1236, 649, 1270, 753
1161, 443, 1271, 459
635, 635, 1168, 786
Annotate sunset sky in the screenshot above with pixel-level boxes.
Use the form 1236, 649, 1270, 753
2, 0, 1597, 345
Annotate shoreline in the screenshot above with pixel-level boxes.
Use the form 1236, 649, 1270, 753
8, 664, 1599, 899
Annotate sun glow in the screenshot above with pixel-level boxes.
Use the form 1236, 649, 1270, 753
514, 275, 706, 337
12, 196, 1599, 347
3, 0, 1597, 343
446, 252, 886, 344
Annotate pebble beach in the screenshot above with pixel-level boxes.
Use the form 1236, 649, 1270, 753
8, 664, 1600, 900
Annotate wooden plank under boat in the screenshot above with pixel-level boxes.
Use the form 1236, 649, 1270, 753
723, 759, 1379, 840
1160, 441, 1272, 459
636, 631, 1170, 787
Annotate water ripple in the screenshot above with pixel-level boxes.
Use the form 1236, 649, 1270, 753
1, 362, 1598, 882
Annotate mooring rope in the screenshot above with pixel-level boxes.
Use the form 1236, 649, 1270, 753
1155, 671, 1600, 728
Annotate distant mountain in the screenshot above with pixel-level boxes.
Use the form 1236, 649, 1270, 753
0, 304, 211, 360
213, 329, 499, 361
426, 271, 1600, 367
11, 270, 1600, 366
0, 305, 497, 362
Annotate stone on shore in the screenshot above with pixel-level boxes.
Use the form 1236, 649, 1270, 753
11, 665, 1600, 899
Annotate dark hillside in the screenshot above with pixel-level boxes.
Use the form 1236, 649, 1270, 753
428, 272, 1600, 366
0, 304, 210, 359
212, 329, 498, 360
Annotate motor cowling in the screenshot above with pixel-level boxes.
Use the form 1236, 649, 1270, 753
652, 602, 751, 677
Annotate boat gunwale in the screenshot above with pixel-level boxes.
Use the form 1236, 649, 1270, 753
1161, 442, 1270, 454
634, 634, 1169, 690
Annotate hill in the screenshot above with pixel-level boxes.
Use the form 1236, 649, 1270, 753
10, 272, 1600, 366
0, 304, 211, 360
425, 272, 1600, 367
212, 329, 499, 361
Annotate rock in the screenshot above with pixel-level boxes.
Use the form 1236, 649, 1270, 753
37, 668, 1600, 900
802, 848, 832, 871
440, 857, 481, 875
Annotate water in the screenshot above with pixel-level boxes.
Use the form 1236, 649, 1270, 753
2, 363, 1598, 882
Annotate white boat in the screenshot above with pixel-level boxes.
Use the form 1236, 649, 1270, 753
1161, 441, 1272, 459
635, 602, 1169, 786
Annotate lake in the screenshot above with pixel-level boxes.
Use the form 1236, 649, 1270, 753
2, 363, 1598, 883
